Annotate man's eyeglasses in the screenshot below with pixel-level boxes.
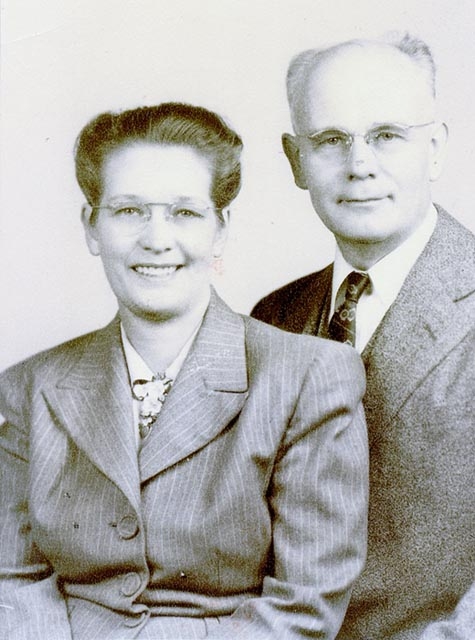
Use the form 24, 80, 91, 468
295, 121, 435, 162
92, 199, 217, 234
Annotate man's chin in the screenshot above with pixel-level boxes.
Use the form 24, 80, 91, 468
334, 226, 394, 246
334, 227, 406, 268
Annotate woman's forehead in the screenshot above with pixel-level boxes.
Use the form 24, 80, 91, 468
100, 143, 214, 201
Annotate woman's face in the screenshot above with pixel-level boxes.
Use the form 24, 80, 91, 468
83, 142, 228, 323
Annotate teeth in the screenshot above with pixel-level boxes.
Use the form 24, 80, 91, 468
134, 265, 177, 276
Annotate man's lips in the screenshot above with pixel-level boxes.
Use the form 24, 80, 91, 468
338, 196, 390, 204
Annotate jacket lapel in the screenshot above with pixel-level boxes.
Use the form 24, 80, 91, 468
363, 207, 475, 428
43, 318, 141, 511
139, 291, 249, 483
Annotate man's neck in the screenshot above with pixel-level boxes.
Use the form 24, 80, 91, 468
336, 239, 399, 271
336, 209, 433, 271
119, 294, 209, 373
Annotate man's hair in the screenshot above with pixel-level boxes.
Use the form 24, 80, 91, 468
286, 33, 437, 126
75, 102, 243, 216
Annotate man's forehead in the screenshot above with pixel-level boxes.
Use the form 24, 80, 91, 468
295, 42, 435, 130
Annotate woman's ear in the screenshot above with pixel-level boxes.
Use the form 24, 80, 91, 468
212, 208, 230, 258
429, 121, 449, 182
81, 204, 101, 256
282, 133, 308, 189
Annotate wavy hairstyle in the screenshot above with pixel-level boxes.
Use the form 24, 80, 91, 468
75, 102, 243, 222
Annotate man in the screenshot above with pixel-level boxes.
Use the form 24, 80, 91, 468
252, 34, 475, 640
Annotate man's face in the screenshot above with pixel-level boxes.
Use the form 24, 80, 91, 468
286, 44, 446, 264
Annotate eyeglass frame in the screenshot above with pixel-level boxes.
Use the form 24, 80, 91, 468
293, 121, 436, 161
90, 199, 224, 232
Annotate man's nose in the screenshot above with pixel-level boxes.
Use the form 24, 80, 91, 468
345, 135, 379, 179
139, 207, 175, 250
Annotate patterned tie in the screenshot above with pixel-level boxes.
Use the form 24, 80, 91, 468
328, 271, 370, 347
132, 374, 173, 439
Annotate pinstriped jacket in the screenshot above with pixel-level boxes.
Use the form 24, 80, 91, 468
0, 291, 368, 640
252, 207, 475, 640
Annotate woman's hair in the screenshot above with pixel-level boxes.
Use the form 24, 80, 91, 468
74, 102, 243, 215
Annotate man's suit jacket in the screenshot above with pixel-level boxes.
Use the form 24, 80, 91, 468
0, 291, 368, 640
252, 206, 475, 640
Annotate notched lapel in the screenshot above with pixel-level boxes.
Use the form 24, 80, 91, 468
139, 292, 249, 483
363, 208, 475, 426
43, 319, 141, 511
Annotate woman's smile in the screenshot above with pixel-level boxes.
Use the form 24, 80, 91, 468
84, 143, 228, 322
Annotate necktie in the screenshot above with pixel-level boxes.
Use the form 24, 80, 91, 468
132, 374, 173, 439
328, 271, 370, 347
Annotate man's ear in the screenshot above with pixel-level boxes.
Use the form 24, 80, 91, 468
81, 204, 100, 256
429, 121, 449, 182
282, 133, 308, 190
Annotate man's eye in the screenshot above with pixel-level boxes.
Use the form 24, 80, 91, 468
373, 130, 400, 143
325, 136, 344, 146
318, 133, 347, 146
311, 131, 347, 149
173, 207, 202, 218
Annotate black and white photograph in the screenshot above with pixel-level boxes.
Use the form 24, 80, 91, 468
1, 1, 474, 638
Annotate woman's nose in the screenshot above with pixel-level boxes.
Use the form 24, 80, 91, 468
138, 207, 175, 251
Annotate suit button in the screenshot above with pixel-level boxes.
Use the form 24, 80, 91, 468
117, 514, 139, 539
120, 572, 142, 597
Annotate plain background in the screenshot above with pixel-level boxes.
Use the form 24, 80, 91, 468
1, 0, 475, 371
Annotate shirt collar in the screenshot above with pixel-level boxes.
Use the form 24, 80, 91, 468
332, 203, 437, 311
120, 322, 202, 384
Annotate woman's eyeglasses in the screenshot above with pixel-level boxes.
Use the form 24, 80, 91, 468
92, 199, 217, 234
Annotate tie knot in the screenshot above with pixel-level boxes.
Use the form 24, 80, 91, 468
345, 271, 370, 303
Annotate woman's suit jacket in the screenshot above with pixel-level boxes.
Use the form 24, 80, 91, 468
0, 291, 368, 640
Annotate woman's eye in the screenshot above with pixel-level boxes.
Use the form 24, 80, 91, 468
113, 206, 144, 217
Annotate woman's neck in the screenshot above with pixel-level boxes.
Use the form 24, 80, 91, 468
119, 297, 209, 373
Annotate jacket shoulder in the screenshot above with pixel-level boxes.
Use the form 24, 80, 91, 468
1, 330, 97, 380
243, 313, 365, 389
416, 206, 475, 303
251, 266, 332, 331
435, 205, 475, 255
252, 269, 327, 311
0, 327, 106, 419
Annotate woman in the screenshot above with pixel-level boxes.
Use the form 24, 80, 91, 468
0, 103, 368, 639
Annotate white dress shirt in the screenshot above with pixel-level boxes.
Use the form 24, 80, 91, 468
120, 323, 201, 447
331, 205, 437, 353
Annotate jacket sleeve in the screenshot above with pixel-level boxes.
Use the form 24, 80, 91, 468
0, 365, 72, 640
418, 580, 475, 640
207, 343, 369, 639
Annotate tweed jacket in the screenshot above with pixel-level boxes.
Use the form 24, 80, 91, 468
252, 206, 475, 640
0, 291, 368, 640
